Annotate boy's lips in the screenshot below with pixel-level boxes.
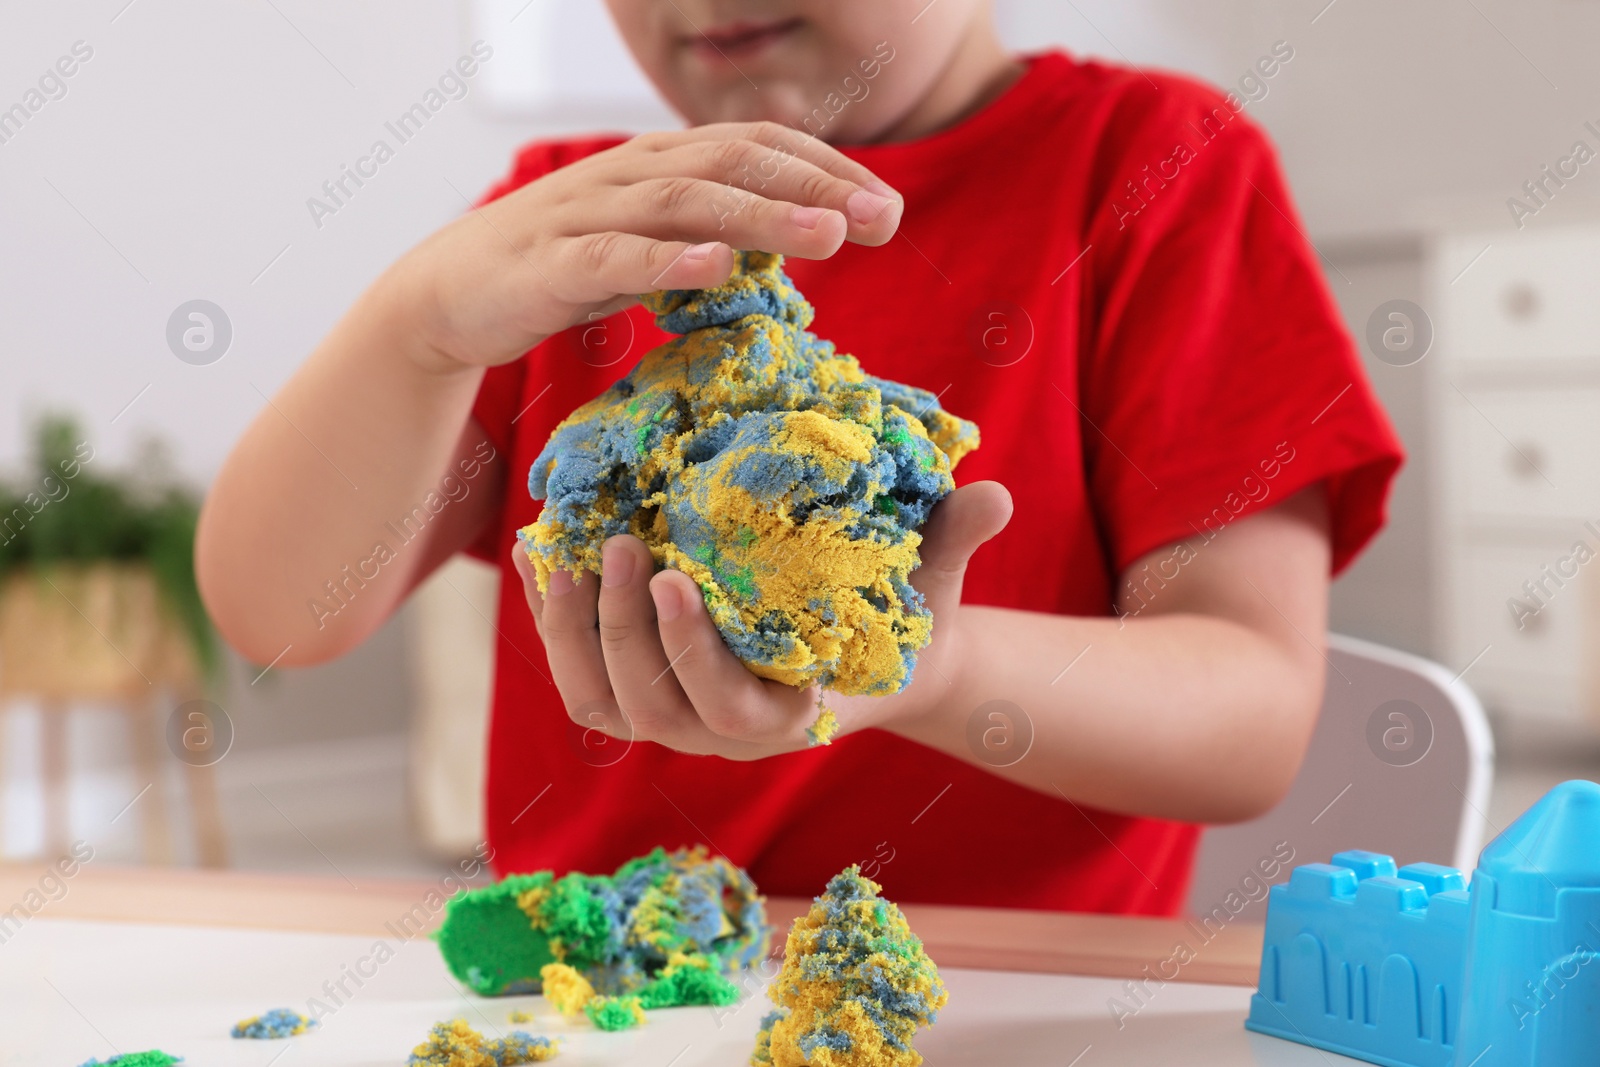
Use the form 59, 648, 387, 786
683, 16, 803, 61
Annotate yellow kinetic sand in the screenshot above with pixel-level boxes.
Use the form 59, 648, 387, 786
537, 963, 596, 1017
752, 866, 947, 1067
407, 1019, 558, 1065
519, 252, 979, 722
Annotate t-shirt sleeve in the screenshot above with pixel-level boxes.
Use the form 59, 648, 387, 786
1077, 81, 1403, 576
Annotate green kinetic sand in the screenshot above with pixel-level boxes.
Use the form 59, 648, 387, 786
434, 847, 769, 1002
636, 956, 743, 1009
583, 995, 648, 1032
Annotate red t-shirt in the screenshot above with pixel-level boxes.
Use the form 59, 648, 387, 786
465, 51, 1402, 914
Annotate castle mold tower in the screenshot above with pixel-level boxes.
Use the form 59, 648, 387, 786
1454, 779, 1600, 1067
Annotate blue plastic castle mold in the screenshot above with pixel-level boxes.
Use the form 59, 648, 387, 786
1246, 780, 1600, 1067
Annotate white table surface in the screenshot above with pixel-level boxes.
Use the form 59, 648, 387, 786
4, 918, 1359, 1066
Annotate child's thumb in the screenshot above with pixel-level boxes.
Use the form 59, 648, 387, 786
910, 481, 1013, 607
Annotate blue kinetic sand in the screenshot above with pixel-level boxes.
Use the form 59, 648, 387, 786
1247, 780, 1600, 1067
231, 1007, 318, 1038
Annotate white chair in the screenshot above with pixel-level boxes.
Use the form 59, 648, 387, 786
1185, 633, 1495, 920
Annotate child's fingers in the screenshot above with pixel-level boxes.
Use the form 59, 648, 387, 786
644, 141, 899, 246
639, 121, 894, 208
530, 565, 620, 728
510, 547, 788, 758
594, 536, 701, 739
648, 569, 815, 743
598, 178, 848, 262
551, 232, 734, 299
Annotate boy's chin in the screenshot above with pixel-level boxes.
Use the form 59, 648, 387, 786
679, 80, 856, 136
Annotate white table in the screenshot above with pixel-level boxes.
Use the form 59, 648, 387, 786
0, 862, 1327, 1065
3, 916, 1358, 1066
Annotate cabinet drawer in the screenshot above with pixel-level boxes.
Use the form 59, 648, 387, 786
1439, 227, 1600, 363
1448, 541, 1594, 720
1449, 387, 1600, 522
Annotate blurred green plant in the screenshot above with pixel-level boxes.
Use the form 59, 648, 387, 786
0, 414, 218, 680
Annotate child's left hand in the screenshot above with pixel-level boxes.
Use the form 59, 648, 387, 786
515, 482, 1012, 759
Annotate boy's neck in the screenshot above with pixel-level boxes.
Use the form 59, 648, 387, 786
869, 16, 1026, 144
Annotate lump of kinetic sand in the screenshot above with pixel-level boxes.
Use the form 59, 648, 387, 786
519, 252, 979, 729
434, 847, 768, 1001
407, 1020, 557, 1066
230, 1008, 317, 1039
752, 866, 947, 1067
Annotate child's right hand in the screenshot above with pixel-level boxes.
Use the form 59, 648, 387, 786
388, 122, 904, 374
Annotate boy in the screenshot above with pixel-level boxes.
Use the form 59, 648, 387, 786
198, 0, 1401, 914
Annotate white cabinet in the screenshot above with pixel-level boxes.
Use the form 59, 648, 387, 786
1454, 541, 1591, 715
1450, 388, 1600, 523
1430, 226, 1600, 740
1437, 230, 1600, 365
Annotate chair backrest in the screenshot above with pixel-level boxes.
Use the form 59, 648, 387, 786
1185, 633, 1495, 920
